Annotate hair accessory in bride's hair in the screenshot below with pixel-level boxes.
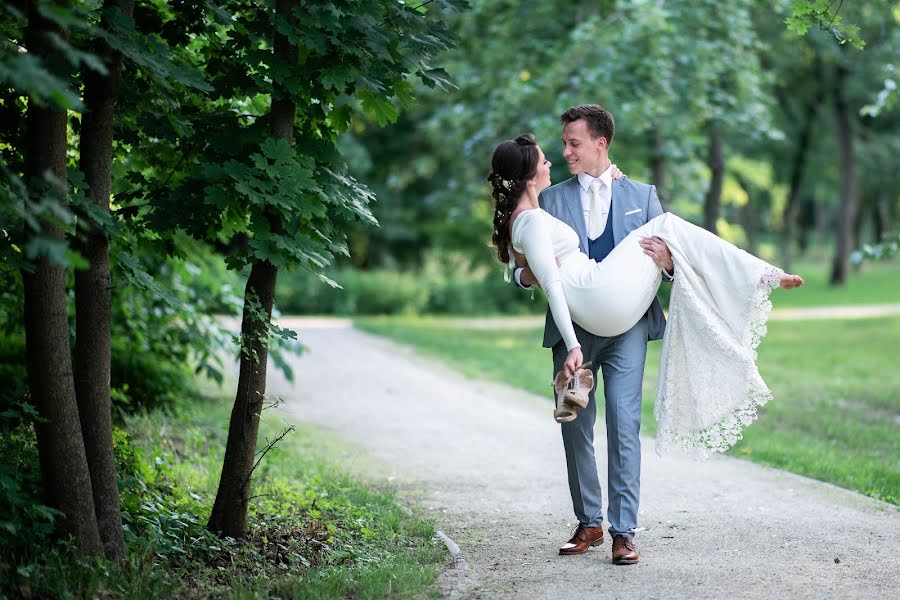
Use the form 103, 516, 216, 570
489, 133, 539, 266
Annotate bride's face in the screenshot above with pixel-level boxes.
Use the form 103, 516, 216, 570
533, 147, 552, 191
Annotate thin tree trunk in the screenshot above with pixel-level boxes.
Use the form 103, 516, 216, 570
73, 0, 133, 560
853, 191, 868, 255
22, 0, 102, 556
649, 122, 668, 210
830, 62, 858, 286
734, 174, 757, 254
207, 261, 278, 537
207, 0, 296, 538
703, 122, 724, 233
814, 197, 829, 246
797, 196, 813, 254
874, 189, 890, 239
778, 98, 817, 272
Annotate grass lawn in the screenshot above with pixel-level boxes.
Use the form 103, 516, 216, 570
771, 259, 900, 308
356, 315, 900, 505
123, 396, 445, 599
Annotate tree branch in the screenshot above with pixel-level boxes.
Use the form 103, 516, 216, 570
240, 425, 295, 493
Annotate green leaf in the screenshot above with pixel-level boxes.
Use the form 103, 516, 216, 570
358, 90, 399, 126
0, 52, 82, 110
45, 32, 108, 75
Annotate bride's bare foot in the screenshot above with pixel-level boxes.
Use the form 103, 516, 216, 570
780, 273, 804, 290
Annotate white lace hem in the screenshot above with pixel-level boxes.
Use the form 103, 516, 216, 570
655, 264, 782, 460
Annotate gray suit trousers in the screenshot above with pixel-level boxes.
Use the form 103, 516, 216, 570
552, 315, 648, 538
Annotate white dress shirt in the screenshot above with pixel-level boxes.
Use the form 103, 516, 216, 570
578, 165, 614, 238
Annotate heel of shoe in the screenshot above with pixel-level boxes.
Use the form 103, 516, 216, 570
553, 371, 577, 423
564, 367, 593, 409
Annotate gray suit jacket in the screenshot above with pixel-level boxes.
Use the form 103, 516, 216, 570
538, 176, 667, 348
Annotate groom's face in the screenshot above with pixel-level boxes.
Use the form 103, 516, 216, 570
562, 119, 608, 176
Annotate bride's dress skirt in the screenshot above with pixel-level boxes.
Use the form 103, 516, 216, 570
559, 213, 782, 458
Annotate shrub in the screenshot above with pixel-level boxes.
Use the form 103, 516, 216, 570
277, 250, 549, 316
0, 406, 60, 568
0, 333, 27, 409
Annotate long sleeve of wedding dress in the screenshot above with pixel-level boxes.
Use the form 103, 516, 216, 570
512, 210, 581, 352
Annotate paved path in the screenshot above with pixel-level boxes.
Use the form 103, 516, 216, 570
267, 319, 899, 599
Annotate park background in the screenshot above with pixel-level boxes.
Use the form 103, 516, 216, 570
1, 0, 898, 598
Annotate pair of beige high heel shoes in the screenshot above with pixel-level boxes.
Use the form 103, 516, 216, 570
553, 362, 594, 423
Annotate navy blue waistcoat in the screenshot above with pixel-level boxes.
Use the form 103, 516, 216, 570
587, 196, 615, 262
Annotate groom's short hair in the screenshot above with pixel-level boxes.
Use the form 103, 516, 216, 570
561, 104, 615, 146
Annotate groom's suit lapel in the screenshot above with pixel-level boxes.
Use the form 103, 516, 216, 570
612, 178, 624, 245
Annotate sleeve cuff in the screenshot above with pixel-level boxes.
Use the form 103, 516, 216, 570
662, 267, 675, 281
514, 267, 533, 289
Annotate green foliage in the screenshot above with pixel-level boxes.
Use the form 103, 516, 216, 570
861, 64, 898, 117
277, 250, 548, 316
785, 0, 865, 49
852, 232, 900, 263
110, 235, 244, 401
1, 397, 444, 598
0, 234, 244, 415
0, 333, 27, 408
128, 0, 464, 291
342, 0, 782, 274
0, 404, 60, 560
0, 2, 91, 111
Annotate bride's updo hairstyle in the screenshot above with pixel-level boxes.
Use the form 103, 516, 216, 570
488, 133, 539, 264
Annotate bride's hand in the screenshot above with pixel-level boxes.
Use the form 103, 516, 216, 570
564, 347, 583, 378
610, 163, 626, 180
520, 266, 538, 288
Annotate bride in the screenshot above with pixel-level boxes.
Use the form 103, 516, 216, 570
488, 133, 803, 456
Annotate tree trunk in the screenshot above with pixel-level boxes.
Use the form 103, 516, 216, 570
703, 123, 724, 234
207, 0, 296, 538
830, 62, 858, 286
22, 0, 102, 556
797, 196, 813, 254
814, 197, 830, 246
649, 122, 668, 210
734, 175, 757, 254
73, 0, 134, 560
207, 261, 278, 537
874, 189, 890, 240
778, 99, 817, 272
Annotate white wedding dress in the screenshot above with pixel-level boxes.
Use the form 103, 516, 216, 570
511, 209, 782, 457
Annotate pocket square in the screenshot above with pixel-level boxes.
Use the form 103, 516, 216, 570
624, 208, 642, 216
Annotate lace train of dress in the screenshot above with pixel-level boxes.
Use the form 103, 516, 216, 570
646, 215, 781, 458
511, 210, 782, 458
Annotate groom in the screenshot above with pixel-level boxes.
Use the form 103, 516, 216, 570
516, 104, 673, 565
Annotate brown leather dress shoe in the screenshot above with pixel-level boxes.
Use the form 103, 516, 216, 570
611, 534, 639, 565
559, 524, 604, 555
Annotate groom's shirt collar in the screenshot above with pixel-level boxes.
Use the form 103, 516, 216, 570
577, 164, 614, 191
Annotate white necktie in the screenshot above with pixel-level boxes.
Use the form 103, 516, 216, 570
588, 179, 606, 239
